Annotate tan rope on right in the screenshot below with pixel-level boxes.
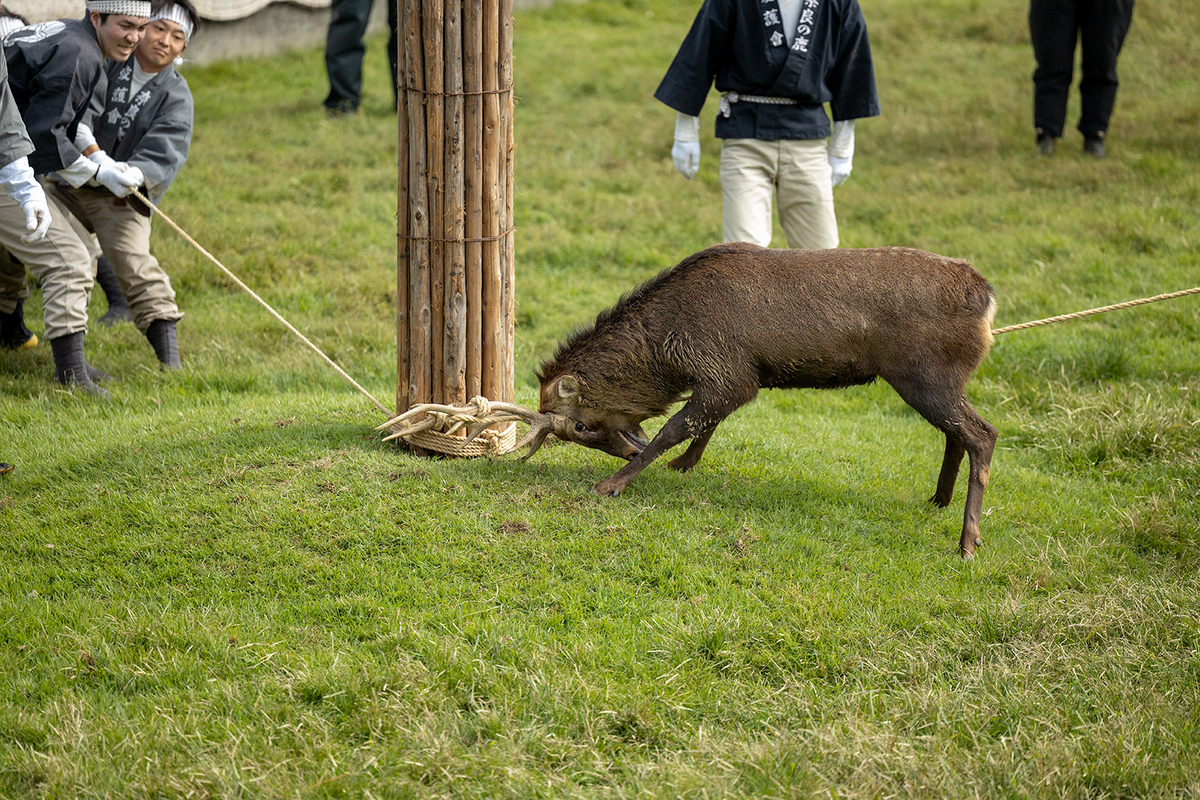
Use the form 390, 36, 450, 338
993, 285, 1200, 335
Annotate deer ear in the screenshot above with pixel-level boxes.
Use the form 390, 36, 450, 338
556, 375, 580, 401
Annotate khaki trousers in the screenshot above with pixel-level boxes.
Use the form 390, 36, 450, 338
0, 192, 94, 336
48, 182, 182, 333
719, 137, 839, 250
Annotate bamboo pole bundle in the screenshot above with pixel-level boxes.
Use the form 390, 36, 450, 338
396, 0, 515, 454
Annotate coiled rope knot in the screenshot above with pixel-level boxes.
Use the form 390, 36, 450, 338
377, 396, 558, 458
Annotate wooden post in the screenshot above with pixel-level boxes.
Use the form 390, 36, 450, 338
464, 0, 483, 401
499, 0, 514, 404
443, 0, 466, 407
397, 0, 515, 452
402, 0, 429, 415
481, 0, 502, 405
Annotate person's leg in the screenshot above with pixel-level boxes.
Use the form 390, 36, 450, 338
0, 247, 30, 316
1029, 0, 1080, 143
324, 0, 374, 113
94, 255, 132, 325
720, 138, 778, 248
0, 247, 37, 348
776, 138, 839, 250
0, 193, 107, 394
0, 248, 36, 348
1077, 0, 1134, 146
387, 0, 399, 110
79, 194, 183, 367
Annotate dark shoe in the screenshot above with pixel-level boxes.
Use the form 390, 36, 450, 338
145, 318, 181, 369
94, 255, 132, 326
325, 100, 359, 118
0, 300, 38, 350
49, 332, 111, 398
86, 363, 115, 383
1083, 133, 1106, 158
1036, 132, 1056, 156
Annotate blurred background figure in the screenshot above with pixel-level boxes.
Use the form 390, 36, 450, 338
1029, 0, 1135, 158
323, 0, 397, 116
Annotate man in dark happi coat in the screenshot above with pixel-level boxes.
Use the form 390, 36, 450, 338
656, 0, 880, 250
0, 0, 149, 395
49, 0, 199, 369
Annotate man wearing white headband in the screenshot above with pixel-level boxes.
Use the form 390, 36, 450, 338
0, 0, 150, 395
45, 0, 200, 371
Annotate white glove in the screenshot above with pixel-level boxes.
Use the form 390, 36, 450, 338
20, 194, 52, 243
829, 155, 853, 186
121, 165, 145, 192
86, 148, 120, 172
94, 161, 141, 198
672, 140, 701, 180
827, 119, 855, 187
672, 112, 701, 180
0, 156, 53, 242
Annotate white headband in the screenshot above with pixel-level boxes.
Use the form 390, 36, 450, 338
86, 0, 152, 16
150, 2, 193, 42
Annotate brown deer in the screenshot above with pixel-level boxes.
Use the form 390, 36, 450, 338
512, 242, 998, 557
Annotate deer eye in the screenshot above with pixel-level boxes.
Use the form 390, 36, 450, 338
574, 421, 589, 433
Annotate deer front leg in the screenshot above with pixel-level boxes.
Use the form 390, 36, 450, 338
595, 387, 747, 496
594, 409, 701, 496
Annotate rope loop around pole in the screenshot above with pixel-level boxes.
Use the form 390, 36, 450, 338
377, 395, 533, 457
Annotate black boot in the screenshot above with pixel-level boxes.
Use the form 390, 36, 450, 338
95, 256, 133, 326
145, 319, 181, 369
49, 332, 110, 398
0, 299, 38, 350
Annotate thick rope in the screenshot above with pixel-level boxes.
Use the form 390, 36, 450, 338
376, 395, 528, 457
131, 189, 392, 417
993, 285, 1200, 335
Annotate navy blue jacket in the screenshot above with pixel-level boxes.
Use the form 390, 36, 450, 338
4, 16, 107, 174
655, 0, 880, 140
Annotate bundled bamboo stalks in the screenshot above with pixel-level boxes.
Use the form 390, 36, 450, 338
397, 0, 515, 455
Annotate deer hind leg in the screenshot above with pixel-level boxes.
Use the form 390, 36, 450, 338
932, 437, 966, 507
889, 378, 997, 558
953, 400, 997, 558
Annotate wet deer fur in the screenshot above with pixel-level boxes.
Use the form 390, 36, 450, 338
535, 242, 998, 557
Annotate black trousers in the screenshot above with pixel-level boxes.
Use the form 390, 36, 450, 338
324, 0, 399, 111
1029, 0, 1134, 138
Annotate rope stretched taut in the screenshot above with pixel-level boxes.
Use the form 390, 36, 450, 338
992, 285, 1200, 335
131, 189, 392, 418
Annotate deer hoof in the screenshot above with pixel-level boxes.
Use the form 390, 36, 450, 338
594, 479, 622, 497
958, 534, 983, 559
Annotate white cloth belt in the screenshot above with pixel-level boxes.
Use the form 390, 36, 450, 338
718, 92, 799, 118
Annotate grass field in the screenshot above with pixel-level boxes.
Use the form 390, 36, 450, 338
2, 0, 1199, 796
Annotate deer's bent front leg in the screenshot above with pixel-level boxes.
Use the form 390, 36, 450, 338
594, 385, 754, 496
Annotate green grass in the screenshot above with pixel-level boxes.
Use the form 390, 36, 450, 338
2, 0, 1199, 795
